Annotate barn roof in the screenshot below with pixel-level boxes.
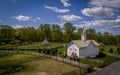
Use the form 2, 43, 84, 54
70, 40, 99, 48
41, 38, 49, 46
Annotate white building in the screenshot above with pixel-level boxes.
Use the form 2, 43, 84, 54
67, 29, 100, 58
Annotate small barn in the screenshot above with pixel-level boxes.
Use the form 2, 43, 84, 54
41, 38, 50, 46
67, 29, 100, 58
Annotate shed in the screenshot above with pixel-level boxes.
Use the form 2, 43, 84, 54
41, 38, 50, 46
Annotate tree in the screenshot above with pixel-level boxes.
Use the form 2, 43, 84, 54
51, 24, 62, 42
38, 24, 51, 40
117, 47, 120, 54
96, 32, 103, 42
15, 27, 37, 43
0, 25, 15, 43
64, 22, 76, 42
74, 28, 83, 40
109, 48, 113, 53
86, 28, 96, 40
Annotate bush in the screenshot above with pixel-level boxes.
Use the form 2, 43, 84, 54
117, 47, 120, 54
0, 63, 25, 74
109, 48, 113, 53
9, 40, 22, 45
100, 48, 104, 52
96, 52, 106, 58
0, 42, 6, 45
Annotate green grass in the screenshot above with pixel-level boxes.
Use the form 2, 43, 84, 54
0, 53, 42, 75
95, 55, 119, 66
0, 51, 79, 75
18, 42, 64, 49
80, 59, 98, 67
57, 47, 67, 57
100, 43, 120, 55
0, 50, 9, 58
79, 55, 119, 68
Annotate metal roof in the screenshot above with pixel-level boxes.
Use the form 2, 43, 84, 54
71, 40, 100, 48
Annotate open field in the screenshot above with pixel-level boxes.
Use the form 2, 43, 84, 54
0, 52, 79, 75
0, 42, 120, 69
14, 59, 79, 75
17, 42, 64, 49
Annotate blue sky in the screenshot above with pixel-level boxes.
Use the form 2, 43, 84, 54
0, 0, 120, 34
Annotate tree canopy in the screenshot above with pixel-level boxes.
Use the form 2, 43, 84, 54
0, 23, 120, 46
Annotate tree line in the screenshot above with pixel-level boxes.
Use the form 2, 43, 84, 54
0, 22, 120, 46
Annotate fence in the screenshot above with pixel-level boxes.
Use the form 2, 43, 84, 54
62, 69, 81, 75
2, 50, 92, 71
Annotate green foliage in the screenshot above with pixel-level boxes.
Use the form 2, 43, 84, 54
0, 54, 37, 75
109, 48, 113, 53
0, 25, 15, 43
96, 55, 119, 66
0, 23, 120, 45
0, 63, 25, 75
117, 47, 120, 54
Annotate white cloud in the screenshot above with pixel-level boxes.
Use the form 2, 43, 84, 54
60, 0, 71, 7
11, 0, 16, 3
13, 15, 31, 21
80, 19, 120, 28
44, 5, 70, 13
58, 14, 82, 21
81, 7, 114, 18
12, 25, 24, 29
32, 17, 41, 22
0, 20, 2, 22
117, 16, 120, 19
89, 0, 120, 8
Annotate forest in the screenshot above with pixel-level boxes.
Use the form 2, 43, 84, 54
0, 22, 120, 46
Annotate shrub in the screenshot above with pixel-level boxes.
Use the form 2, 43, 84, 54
9, 40, 22, 45
109, 48, 113, 53
117, 47, 120, 54
100, 48, 104, 52
96, 52, 106, 58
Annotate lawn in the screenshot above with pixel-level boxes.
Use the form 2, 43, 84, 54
100, 43, 120, 55
18, 42, 64, 49
0, 52, 79, 75
95, 55, 119, 66
79, 54, 120, 68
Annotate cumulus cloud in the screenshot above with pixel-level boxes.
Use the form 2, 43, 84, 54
12, 25, 24, 29
32, 17, 41, 22
11, 0, 16, 3
13, 15, 31, 21
81, 7, 114, 18
0, 20, 2, 22
44, 5, 70, 13
60, 0, 71, 7
58, 14, 82, 21
89, 0, 120, 8
80, 19, 120, 28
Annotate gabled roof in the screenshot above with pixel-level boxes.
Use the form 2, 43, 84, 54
70, 40, 100, 48
41, 38, 49, 46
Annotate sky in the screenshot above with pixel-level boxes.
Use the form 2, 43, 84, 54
0, 0, 120, 35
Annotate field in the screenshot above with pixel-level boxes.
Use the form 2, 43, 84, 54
0, 42, 120, 69
0, 51, 79, 75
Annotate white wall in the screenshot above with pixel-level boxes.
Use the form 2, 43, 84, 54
67, 41, 99, 58
79, 42, 99, 58
67, 44, 79, 57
